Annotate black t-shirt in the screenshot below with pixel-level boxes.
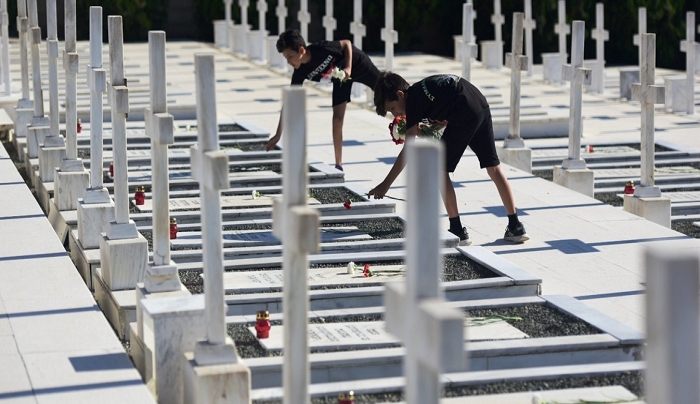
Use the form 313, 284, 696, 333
291, 41, 377, 87
405, 74, 489, 131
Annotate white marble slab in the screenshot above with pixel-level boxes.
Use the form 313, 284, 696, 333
171, 227, 371, 248
221, 265, 406, 293
135, 194, 320, 213
128, 169, 277, 183
532, 145, 638, 158
252, 319, 528, 351
594, 167, 700, 178
662, 191, 700, 202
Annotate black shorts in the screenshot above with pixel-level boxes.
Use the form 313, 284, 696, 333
331, 66, 381, 107
441, 108, 499, 172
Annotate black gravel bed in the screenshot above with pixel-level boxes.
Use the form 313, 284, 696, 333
230, 164, 280, 173
276, 372, 643, 404
220, 218, 405, 239
309, 187, 364, 204
77, 149, 89, 159
179, 254, 498, 294
218, 123, 248, 132
595, 192, 624, 207
230, 305, 600, 360
532, 169, 553, 181
626, 143, 674, 153
673, 220, 700, 239
220, 142, 268, 152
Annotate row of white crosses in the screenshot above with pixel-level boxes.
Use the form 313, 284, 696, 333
681, 12, 698, 115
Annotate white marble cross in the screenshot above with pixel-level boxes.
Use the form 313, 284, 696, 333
554, 1, 569, 65
561, 21, 591, 169
504, 12, 528, 147
350, 0, 366, 49
681, 12, 698, 115
85, 6, 108, 198
224, 0, 232, 25
190, 54, 239, 365
385, 139, 465, 404
271, 87, 320, 404
523, 0, 536, 76
590, 3, 608, 94
646, 249, 700, 404
491, 0, 504, 43
381, 0, 398, 72
144, 31, 180, 292
16, 0, 29, 103
631, 33, 664, 198
26, 0, 44, 120
633, 7, 647, 67
298, 0, 310, 41
0, 0, 11, 95
256, 0, 267, 61
461, 3, 478, 81
239, 0, 249, 56
276, 1, 287, 35
323, 0, 336, 41
466, 0, 477, 42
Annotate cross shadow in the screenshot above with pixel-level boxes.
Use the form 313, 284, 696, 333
5, 305, 100, 319
0, 252, 68, 262
576, 289, 645, 301
0, 379, 144, 400
69, 353, 134, 372
0, 214, 46, 221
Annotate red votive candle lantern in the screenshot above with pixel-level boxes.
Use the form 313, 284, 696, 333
343, 200, 352, 210
338, 391, 354, 404
255, 310, 271, 339
134, 186, 145, 205
588, 145, 594, 153
109, 161, 114, 178
169, 218, 178, 240
77, 119, 82, 134
624, 181, 635, 195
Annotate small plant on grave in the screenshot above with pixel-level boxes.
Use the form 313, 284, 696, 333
251, 190, 264, 199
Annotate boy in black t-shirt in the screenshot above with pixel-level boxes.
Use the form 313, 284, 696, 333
368, 71, 529, 245
265, 29, 380, 171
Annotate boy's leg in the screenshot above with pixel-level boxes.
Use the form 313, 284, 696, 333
485, 165, 516, 215
441, 171, 471, 246
332, 102, 347, 167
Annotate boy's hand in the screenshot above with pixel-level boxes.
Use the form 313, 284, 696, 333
265, 134, 281, 151
343, 67, 352, 81
368, 182, 390, 199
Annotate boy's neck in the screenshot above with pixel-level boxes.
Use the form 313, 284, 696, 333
300, 48, 312, 65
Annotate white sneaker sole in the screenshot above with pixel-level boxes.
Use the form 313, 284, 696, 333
504, 234, 529, 243
458, 239, 473, 246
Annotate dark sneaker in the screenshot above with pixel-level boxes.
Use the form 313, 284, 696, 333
334, 164, 344, 172
504, 222, 529, 243
449, 227, 472, 246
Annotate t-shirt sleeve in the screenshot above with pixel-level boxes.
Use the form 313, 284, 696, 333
405, 86, 424, 129
291, 70, 304, 85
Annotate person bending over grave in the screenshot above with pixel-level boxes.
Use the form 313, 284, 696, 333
264, 29, 380, 171
368, 72, 529, 245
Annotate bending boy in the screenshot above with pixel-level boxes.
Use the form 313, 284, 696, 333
265, 29, 380, 171
368, 72, 529, 245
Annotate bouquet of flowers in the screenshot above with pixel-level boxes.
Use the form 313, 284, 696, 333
331, 67, 349, 85
388, 115, 407, 145
388, 115, 447, 145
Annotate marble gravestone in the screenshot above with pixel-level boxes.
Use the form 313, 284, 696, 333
541, 0, 569, 84
270, 86, 321, 404
646, 249, 700, 404
248, 0, 268, 62
213, 0, 232, 48
76, 6, 115, 251
233, 0, 249, 56
496, 12, 532, 174
53, 0, 89, 212
381, 0, 398, 72
13, 0, 34, 160
480, 0, 504, 70
385, 139, 466, 404
553, 20, 594, 197
587, 3, 608, 94
37, 0, 66, 185
624, 33, 671, 227
183, 53, 251, 404
24, 0, 49, 165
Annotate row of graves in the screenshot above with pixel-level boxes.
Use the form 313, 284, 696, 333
1, 0, 698, 403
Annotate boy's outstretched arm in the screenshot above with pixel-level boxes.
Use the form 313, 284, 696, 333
265, 113, 283, 151
339, 39, 353, 79
368, 125, 419, 198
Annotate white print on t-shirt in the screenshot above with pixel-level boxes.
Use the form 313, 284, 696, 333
307, 55, 335, 82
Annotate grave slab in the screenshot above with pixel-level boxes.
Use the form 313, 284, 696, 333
135, 194, 320, 213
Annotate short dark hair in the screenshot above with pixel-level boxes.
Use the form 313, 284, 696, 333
276, 29, 306, 53
373, 71, 409, 116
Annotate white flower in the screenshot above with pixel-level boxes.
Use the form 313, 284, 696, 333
331, 67, 347, 81
252, 190, 258, 199
347, 261, 356, 274
531, 393, 541, 404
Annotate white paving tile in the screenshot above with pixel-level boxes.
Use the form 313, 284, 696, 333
0, 354, 37, 403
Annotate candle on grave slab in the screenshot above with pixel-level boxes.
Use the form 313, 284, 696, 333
134, 186, 145, 205
109, 161, 114, 178
338, 391, 354, 404
624, 181, 635, 195
77, 118, 82, 133
255, 310, 271, 338
169, 217, 178, 239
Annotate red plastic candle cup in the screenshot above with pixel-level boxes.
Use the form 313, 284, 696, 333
588, 145, 594, 153
169, 218, 178, 240
77, 119, 82, 134
109, 162, 114, 178
255, 311, 271, 339
338, 391, 354, 404
134, 186, 146, 205
624, 181, 635, 195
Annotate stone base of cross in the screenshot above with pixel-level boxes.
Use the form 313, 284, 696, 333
77, 198, 115, 249
99, 228, 148, 290
480, 40, 503, 69
53, 166, 90, 211
26, 117, 49, 159
623, 194, 671, 228
496, 146, 531, 173
553, 165, 594, 197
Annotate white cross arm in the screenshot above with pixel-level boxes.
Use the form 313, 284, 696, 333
633, 34, 641, 46
298, 10, 311, 24
491, 14, 504, 25
257, 1, 267, 12
285, 206, 320, 253
462, 42, 478, 58
591, 28, 609, 41
631, 84, 665, 105
350, 22, 366, 37
323, 15, 337, 30
46, 39, 59, 58
680, 40, 700, 53
272, 197, 285, 240
554, 24, 570, 35
562, 65, 592, 85
190, 145, 230, 191
381, 28, 398, 44
276, 5, 287, 18
109, 84, 129, 115
523, 19, 536, 30
145, 108, 174, 145
239, 0, 249, 7
505, 53, 528, 71
1, 13, 7, 26
63, 51, 79, 73
87, 65, 107, 93
385, 282, 465, 373
30, 26, 41, 45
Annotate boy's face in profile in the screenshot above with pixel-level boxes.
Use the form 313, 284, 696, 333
384, 90, 407, 117
282, 46, 306, 69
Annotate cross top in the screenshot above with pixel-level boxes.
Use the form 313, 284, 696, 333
681, 12, 698, 115
633, 7, 647, 66
145, 31, 174, 147
562, 21, 592, 166
591, 2, 609, 42
554, 0, 570, 56
506, 13, 526, 61
491, 0, 504, 42
632, 34, 664, 104
385, 140, 465, 404
276, 2, 286, 34
523, 0, 536, 30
